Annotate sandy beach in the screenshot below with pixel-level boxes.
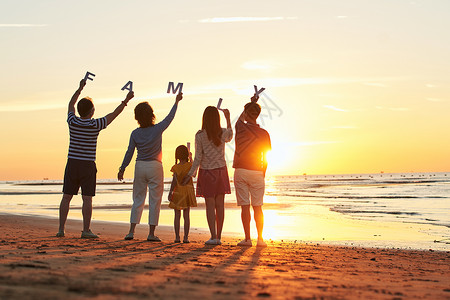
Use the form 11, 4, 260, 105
0, 214, 449, 299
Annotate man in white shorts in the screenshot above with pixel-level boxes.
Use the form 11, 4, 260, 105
233, 95, 271, 247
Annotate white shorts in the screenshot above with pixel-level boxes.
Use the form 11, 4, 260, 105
234, 168, 265, 206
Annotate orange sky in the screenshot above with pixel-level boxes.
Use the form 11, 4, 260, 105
1, 1, 450, 180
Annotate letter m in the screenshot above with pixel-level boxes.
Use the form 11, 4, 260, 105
167, 82, 183, 94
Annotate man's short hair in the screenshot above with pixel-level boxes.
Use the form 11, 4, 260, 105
77, 97, 94, 117
244, 102, 261, 120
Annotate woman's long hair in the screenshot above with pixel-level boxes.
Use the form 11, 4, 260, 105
202, 106, 222, 147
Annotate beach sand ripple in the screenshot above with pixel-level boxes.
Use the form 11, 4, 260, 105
0, 214, 449, 299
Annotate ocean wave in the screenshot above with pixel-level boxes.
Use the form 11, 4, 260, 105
330, 208, 421, 216
270, 178, 449, 188
12, 180, 176, 186
43, 202, 293, 210
308, 178, 371, 182
266, 191, 448, 200
0, 189, 133, 195
329, 207, 450, 228
0, 191, 61, 195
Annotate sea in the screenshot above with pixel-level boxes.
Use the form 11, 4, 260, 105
1, 172, 449, 251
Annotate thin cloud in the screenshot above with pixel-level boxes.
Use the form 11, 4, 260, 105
2, 76, 405, 113
426, 97, 447, 102
252, 76, 403, 89
318, 93, 341, 99
323, 105, 348, 112
364, 82, 387, 87
241, 61, 280, 71
0, 24, 47, 27
375, 106, 409, 111
198, 17, 297, 23
0, 92, 190, 113
178, 76, 405, 97
0, 96, 143, 113
389, 107, 409, 111
332, 125, 356, 129
0, 103, 64, 112
185, 77, 340, 97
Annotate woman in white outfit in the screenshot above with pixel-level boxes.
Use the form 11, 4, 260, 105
118, 93, 183, 241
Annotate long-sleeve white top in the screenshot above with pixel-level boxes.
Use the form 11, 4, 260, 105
187, 128, 233, 177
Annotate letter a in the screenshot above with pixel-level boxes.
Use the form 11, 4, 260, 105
121, 81, 133, 92
84, 71, 95, 81
167, 82, 183, 94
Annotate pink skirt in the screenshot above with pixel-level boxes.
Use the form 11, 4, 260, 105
196, 166, 231, 198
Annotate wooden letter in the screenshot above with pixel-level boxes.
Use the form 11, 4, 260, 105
217, 98, 223, 110
121, 81, 133, 92
84, 71, 95, 81
254, 85, 265, 96
167, 82, 183, 94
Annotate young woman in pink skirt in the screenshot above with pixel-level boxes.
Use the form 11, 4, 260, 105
183, 106, 232, 245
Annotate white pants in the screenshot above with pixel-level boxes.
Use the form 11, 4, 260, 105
130, 160, 164, 225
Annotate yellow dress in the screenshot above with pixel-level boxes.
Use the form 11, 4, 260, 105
169, 162, 197, 210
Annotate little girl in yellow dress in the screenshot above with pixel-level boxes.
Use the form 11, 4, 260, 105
168, 145, 197, 243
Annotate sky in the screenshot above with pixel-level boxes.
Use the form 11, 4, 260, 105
1, 0, 450, 180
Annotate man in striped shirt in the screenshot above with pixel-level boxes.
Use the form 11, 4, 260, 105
57, 79, 134, 238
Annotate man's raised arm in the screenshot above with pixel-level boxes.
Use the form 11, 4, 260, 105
68, 79, 87, 114
237, 94, 259, 123
105, 91, 134, 125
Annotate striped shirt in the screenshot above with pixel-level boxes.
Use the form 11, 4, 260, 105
67, 112, 108, 161
187, 128, 233, 177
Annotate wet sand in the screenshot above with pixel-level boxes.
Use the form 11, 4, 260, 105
0, 214, 449, 299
